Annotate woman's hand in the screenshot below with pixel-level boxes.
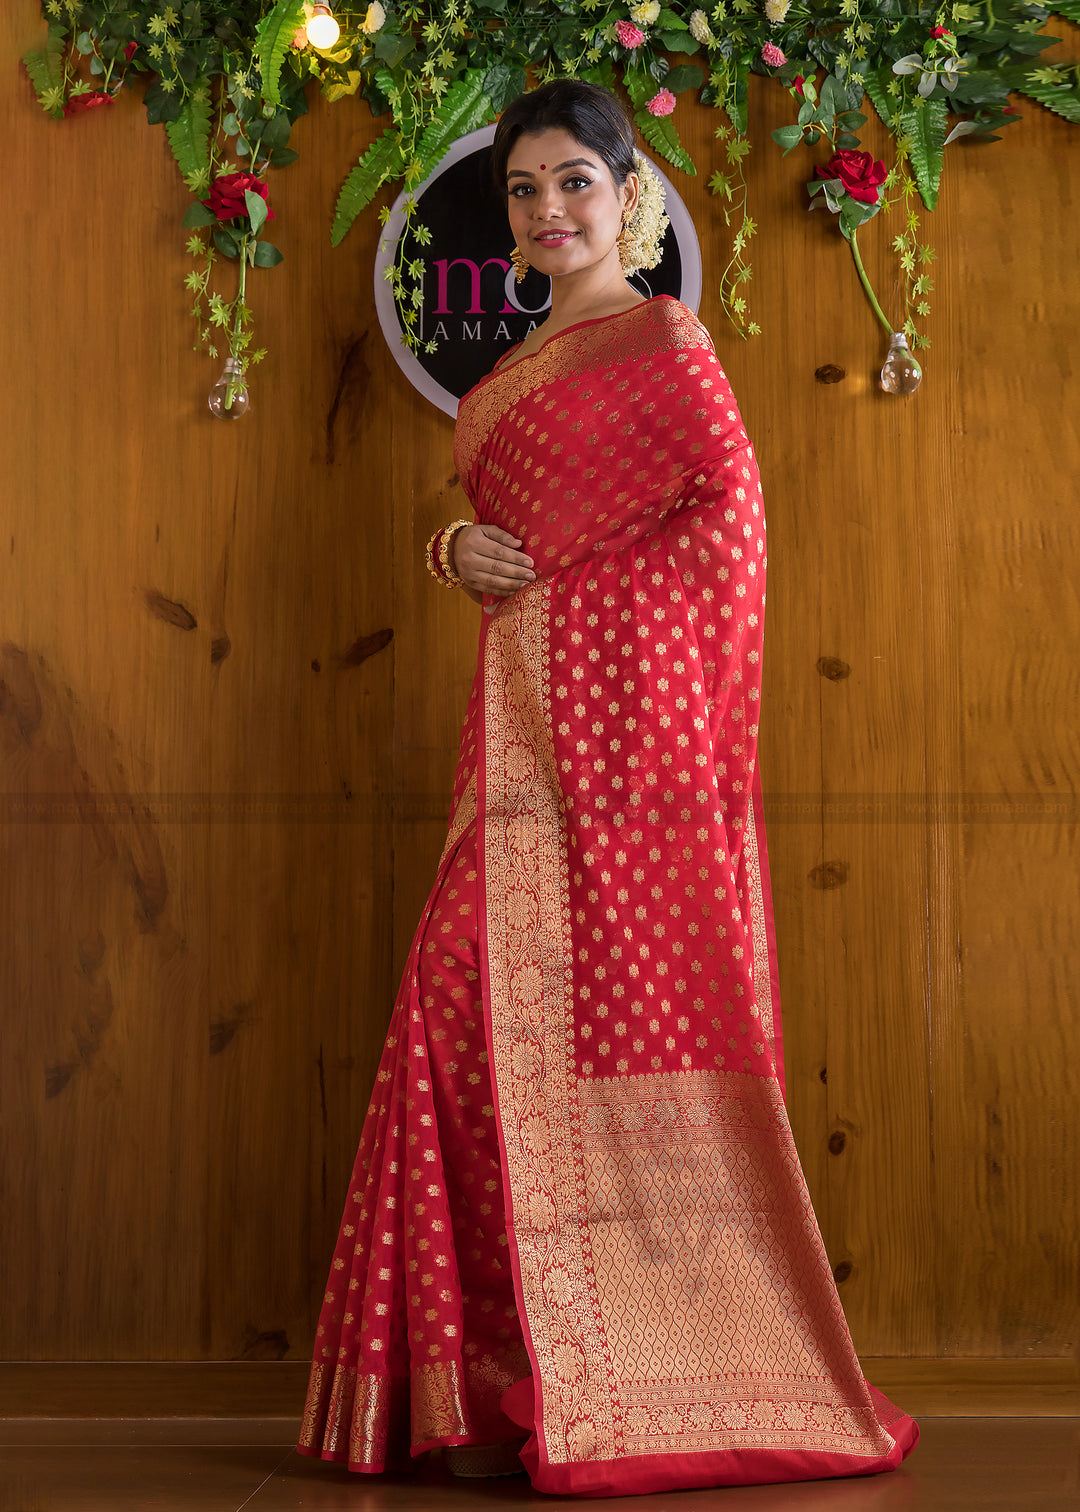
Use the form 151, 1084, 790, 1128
453, 524, 535, 603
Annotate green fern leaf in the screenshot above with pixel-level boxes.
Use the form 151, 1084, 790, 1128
900, 97, 948, 211
1048, 1, 1080, 20
331, 129, 406, 247
634, 110, 697, 176
255, 0, 307, 107
415, 70, 492, 184
1019, 80, 1080, 124
863, 66, 896, 130
165, 92, 213, 191
22, 24, 67, 119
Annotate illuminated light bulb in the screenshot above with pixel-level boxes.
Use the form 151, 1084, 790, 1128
879, 332, 922, 396
208, 357, 250, 419
306, 4, 341, 48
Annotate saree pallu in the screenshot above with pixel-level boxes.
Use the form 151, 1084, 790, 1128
298, 296, 918, 1495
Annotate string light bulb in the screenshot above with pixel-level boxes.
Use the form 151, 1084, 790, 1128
306, 4, 340, 48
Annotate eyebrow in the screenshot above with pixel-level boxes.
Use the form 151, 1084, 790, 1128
506, 158, 597, 180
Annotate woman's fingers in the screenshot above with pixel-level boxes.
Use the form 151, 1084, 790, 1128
453, 523, 536, 596
481, 524, 525, 547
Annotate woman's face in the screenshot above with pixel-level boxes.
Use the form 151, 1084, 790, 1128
505, 127, 638, 283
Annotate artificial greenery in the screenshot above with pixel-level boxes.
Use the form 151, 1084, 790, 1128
23, 1, 1080, 382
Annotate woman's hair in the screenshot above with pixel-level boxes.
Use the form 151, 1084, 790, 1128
490, 81, 636, 195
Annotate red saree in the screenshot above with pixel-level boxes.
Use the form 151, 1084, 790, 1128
297, 296, 918, 1496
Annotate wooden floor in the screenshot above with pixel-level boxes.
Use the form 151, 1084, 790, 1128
0, 1418, 1076, 1512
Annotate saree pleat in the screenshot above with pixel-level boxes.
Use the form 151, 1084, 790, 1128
298, 814, 530, 1467
299, 296, 918, 1495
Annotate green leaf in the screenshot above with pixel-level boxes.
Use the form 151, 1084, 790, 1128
819, 73, 846, 120
901, 96, 948, 210
373, 31, 416, 68
254, 0, 307, 107
483, 62, 527, 114
622, 64, 652, 112
212, 225, 241, 259
259, 110, 292, 151
725, 56, 749, 138
416, 70, 493, 183
656, 8, 689, 28
1019, 80, 1080, 124
633, 108, 697, 176
658, 31, 701, 54
181, 201, 217, 228
22, 26, 67, 119
770, 122, 804, 153
244, 188, 269, 237
1048, 0, 1080, 17
270, 146, 300, 167
252, 240, 284, 267
863, 65, 896, 130
664, 64, 704, 95
164, 91, 212, 191
839, 196, 882, 235
144, 81, 185, 125
331, 128, 406, 247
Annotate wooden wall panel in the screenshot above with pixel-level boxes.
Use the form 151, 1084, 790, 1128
1, 0, 1077, 1389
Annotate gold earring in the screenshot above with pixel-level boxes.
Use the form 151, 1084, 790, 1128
617, 216, 634, 271
510, 245, 530, 283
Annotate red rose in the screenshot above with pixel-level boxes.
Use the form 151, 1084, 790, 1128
929, 26, 953, 38
203, 171, 275, 223
815, 148, 887, 205
123, 41, 138, 61
793, 75, 805, 97
63, 90, 113, 117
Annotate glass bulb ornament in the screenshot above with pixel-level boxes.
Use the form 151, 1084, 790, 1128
879, 332, 922, 396
306, 4, 340, 47
208, 357, 251, 419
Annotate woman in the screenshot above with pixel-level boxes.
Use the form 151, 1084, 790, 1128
297, 81, 919, 1497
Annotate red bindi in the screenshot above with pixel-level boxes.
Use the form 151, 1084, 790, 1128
539, 163, 546, 170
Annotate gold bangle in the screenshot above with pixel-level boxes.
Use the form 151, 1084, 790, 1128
425, 527, 448, 586
437, 519, 471, 589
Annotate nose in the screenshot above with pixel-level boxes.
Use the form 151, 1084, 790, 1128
533, 179, 565, 219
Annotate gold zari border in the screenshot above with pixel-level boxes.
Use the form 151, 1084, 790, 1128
483, 588, 896, 1468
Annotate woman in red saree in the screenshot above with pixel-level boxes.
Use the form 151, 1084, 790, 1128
297, 82, 918, 1497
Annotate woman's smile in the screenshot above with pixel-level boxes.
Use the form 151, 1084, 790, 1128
533, 229, 578, 246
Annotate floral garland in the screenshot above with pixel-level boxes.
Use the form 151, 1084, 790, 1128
24, 2, 1080, 407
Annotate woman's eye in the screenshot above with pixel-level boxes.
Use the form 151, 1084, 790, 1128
565, 176, 592, 190
509, 184, 534, 197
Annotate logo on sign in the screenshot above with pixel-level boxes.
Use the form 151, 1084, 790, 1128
374, 125, 702, 418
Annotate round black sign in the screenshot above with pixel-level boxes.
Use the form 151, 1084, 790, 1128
374, 126, 702, 417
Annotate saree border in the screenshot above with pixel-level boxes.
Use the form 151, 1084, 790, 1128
479, 586, 895, 1473
480, 583, 619, 1465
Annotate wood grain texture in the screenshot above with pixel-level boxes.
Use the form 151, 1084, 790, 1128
1, 1, 1077, 1385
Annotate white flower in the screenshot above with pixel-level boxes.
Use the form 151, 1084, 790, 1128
764, 0, 790, 21
689, 9, 714, 44
630, 0, 661, 23
362, 1, 386, 33
620, 151, 670, 276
